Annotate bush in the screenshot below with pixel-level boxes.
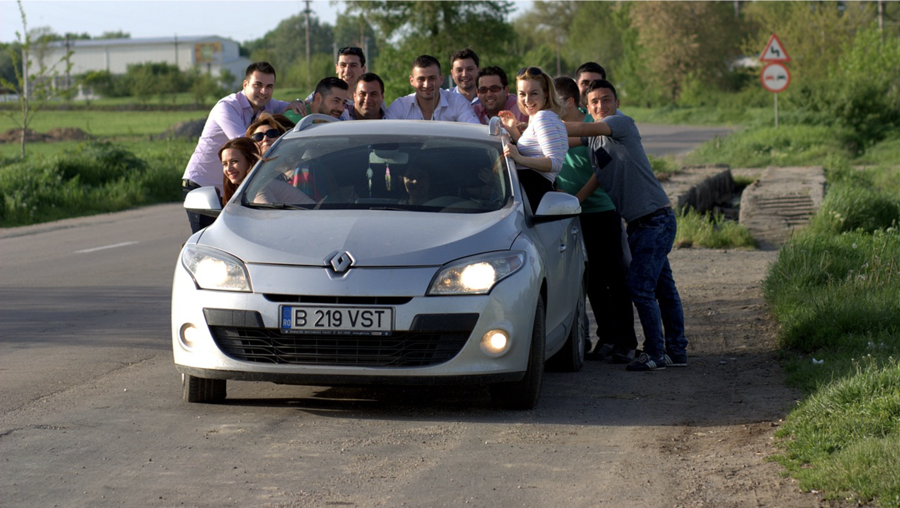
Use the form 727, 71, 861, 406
55, 141, 148, 187
0, 140, 191, 227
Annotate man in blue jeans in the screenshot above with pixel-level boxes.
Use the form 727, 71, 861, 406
563, 79, 688, 371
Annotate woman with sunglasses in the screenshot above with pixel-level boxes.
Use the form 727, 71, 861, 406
498, 66, 568, 213
246, 112, 288, 155
219, 137, 260, 206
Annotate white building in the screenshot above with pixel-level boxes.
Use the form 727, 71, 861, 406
42, 35, 249, 94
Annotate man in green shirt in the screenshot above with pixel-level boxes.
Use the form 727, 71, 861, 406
554, 76, 637, 363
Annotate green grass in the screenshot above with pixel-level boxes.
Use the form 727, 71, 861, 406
761, 161, 900, 507
673, 207, 756, 249
0, 110, 208, 138
774, 356, 900, 507
683, 124, 857, 168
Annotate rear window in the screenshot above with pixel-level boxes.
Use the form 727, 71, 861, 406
240, 135, 510, 213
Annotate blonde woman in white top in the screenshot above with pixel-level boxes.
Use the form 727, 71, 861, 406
499, 66, 568, 212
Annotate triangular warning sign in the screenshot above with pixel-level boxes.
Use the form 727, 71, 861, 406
760, 33, 791, 62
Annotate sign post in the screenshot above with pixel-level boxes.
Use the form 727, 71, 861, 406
759, 34, 791, 128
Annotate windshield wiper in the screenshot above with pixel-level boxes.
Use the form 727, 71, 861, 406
243, 202, 309, 210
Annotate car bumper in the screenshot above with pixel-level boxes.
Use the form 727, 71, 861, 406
171, 256, 541, 384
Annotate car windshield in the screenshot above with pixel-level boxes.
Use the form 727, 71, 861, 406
239, 134, 511, 213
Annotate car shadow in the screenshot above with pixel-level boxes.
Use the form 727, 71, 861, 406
218, 348, 797, 428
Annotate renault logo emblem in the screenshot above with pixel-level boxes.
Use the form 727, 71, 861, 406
326, 251, 354, 273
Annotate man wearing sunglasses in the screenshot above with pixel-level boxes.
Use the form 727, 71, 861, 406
182, 61, 303, 233
385, 54, 479, 123
473, 66, 527, 126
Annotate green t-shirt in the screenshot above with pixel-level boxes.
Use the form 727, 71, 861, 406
555, 109, 615, 213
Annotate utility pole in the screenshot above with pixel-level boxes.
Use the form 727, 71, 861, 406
304, 0, 312, 89
64, 34, 71, 92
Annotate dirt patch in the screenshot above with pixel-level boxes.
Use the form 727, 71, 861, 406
0, 127, 91, 143
153, 118, 205, 140
586, 246, 855, 507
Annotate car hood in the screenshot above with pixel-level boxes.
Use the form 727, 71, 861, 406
198, 206, 523, 267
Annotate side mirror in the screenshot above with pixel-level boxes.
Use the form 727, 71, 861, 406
184, 186, 222, 218
533, 191, 581, 223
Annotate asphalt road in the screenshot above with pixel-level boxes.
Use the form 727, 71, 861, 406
0, 124, 733, 508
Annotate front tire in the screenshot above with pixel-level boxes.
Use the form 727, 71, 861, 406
182, 374, 226, 403
489, 295, 546, 410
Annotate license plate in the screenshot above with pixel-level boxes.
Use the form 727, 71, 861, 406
280, 305, 393, 335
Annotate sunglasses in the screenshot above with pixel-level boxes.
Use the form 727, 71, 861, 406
517, 66, 543, 78
251, 129, 281, 142
477, 85, 504, 94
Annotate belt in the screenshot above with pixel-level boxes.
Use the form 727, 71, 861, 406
182, 179, 200, 189
633, 206, 671, 225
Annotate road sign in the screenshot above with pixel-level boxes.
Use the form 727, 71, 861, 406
760, 33, 791, 62
760, 63, 791, 93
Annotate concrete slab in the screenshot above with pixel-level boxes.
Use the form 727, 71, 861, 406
738, 166, 825, 250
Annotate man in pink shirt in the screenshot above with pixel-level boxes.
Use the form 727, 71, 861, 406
182, 62, 301, 233
473, 66, 527, 126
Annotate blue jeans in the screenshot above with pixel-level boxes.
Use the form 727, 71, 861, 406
626, 209, 687, 359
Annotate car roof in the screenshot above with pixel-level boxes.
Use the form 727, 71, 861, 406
282, 119, 502, 143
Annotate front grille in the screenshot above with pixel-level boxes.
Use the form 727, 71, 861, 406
209, 328, 471, 367
264, 294, 412, 305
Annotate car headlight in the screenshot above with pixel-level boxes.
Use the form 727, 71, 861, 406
428, 252, 525, 295
181, 244, 252, 292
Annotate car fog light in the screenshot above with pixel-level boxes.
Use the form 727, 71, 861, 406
480, 329, 510, 357
180, 323, 201, 349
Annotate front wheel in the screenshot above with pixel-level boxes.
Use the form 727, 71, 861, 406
489, 295, 546, 410
182, 374, 226, 403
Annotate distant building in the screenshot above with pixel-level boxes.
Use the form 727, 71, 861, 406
41, 35, 249, 98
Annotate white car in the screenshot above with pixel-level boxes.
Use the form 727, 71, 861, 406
173, 115, 587, 409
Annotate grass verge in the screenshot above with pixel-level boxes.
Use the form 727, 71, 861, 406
760, 161, 900, 507
0, 139, 194, 227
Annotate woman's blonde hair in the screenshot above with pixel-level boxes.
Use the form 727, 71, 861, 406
515, 66, 565, 118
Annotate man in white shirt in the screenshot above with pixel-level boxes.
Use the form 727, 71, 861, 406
449, 48, 479, 104
385, 55, 479, 123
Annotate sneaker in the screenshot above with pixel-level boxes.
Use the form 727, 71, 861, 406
664, 352, 688, 367
610, 348, 635, 364
585, 343, 614, 361
625, 352, 667, 371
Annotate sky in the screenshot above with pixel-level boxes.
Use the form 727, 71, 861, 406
1, 0, 533, 45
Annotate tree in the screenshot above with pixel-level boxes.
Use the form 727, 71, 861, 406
243, 13, 334, 87
742, 1, 877, 85
513, 0, 579, 75
97, 30, 130, 40
629, 1, 745, 103
333, 13, 379, 70
0, 0, 72, 159
345, 1, 518, 99
563, 2, 626, 77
